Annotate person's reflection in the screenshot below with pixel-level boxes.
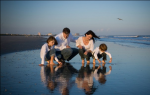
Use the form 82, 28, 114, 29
55, 63, 78, 95
40, 64, 57, 92
76, 65, 96, 95
93, 63, 112, 84
40, 63, 78, 95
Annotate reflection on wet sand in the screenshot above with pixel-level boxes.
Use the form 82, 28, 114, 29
40, 63, 78, 94
40, 63, 112, 95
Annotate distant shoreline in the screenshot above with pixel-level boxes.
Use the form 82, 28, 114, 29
0, 34, 56, 36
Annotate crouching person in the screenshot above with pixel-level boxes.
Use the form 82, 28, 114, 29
39, 36, 62, 66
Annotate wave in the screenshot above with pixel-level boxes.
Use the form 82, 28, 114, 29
114, 35, 139, 38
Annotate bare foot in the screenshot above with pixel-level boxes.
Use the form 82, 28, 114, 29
39, 64, 44, 66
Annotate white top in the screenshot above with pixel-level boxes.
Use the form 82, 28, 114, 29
40, 43, 58, 64
93, 47, 112, 60
76, 36, 94, 51
55, 33, 76, 51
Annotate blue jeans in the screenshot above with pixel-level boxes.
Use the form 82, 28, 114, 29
56, 48, 78, 61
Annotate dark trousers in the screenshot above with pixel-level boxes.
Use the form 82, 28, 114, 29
93, 52, 107, 61
56, 48, 78, 61
78, 48, 92, 61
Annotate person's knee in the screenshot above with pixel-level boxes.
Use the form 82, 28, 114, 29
50, 48, 56, 55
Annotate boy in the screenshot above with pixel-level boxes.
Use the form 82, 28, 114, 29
92, 43, 112, 64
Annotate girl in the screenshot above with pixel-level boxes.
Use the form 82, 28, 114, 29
39, 36, 62, 66
76, 30, 100, 65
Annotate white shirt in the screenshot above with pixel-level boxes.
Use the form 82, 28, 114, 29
76, 36, 94, 51
40, 43, 58, 64
93, 47, 112, 60
55, 33, 76, 51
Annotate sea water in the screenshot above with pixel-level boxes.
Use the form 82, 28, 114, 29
98, 35, 150, 48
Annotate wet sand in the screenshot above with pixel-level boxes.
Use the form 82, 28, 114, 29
1, 36, 46, 56
1, 40, 150, 95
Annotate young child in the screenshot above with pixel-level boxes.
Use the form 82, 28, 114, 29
92, 43, 112, 64
39, 36, 62, 66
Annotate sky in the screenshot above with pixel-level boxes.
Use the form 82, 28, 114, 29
1, 1, 150, 35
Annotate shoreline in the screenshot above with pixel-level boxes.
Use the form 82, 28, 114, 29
0, 36, 46, 56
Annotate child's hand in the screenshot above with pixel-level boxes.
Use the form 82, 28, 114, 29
109, 60, 112, 63
109, 58, 112, 63
102, 60, 105, 63
98, 59, 101, 63
109, 66, 112, 70
84, 51, 88, 55
58, 61, 62, 65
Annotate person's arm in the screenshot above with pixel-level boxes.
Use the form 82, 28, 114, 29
105, 52, 112, 63
76, 37, 82, 49
40, 44, 47, 65
85, 40, 94, 53
70, 33, 77, 42
93, 69, 99, 80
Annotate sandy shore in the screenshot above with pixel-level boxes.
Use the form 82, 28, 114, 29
1, 40, 150, 95
0, 36, 46, 56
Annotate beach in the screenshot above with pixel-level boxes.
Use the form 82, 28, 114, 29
1, 36, 150, 95
1, 36, 46, 56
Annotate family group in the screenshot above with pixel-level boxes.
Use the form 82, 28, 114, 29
39, 27, 112, 66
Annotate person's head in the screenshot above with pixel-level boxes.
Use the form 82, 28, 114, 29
99, 43, 107, 52
47, 36, 58, 46
98, 75, 106, 84
84, 30, 100, 43
62, 27, 70, 39
47, 81, 57, 91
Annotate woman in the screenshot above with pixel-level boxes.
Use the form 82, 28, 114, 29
39, 36, 62, 66
76, 30, 100, 65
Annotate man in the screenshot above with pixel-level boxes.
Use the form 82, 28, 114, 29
55, 27, 78, 62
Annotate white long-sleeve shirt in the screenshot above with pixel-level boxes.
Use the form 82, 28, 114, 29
76, 36, 94, 51
40, 43, 58, 64
55, 33, 76, 51
93, 47, 112, 60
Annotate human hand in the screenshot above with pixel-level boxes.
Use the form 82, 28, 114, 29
109, 66, 112, 70
102, 60, 105, 63
109, 58, 112, 63
66, 45, 71, 48
109, 60, 112, 63
58, 61, 62, 65
98, 59, 101, 63
78, 45, 82, 49
84, 51, 88, 55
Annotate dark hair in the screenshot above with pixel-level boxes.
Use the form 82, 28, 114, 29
63, 27, 70, 34
46, 36, 58, 45
84, 30, 100, 43
99, 43, 107, 51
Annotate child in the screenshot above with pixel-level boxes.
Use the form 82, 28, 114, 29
39, 36, 62, 66
92, 43, 112, 64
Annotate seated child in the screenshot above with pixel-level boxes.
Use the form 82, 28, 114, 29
92, 43, 112, 64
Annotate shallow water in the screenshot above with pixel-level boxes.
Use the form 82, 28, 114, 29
1, 41, 150, 95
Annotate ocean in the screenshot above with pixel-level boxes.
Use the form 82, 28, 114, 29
98, 35, 150, 48
43, 35, 150, 48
